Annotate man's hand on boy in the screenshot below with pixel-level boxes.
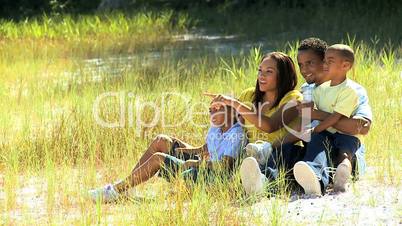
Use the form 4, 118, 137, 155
296, 100, 314, 117
311, 108, 325, 120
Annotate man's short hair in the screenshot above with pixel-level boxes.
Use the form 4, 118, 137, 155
298, 37, 328, 60
327, 44, 355, 64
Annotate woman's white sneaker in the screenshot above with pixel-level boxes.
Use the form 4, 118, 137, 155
245, 141, 273, 165
293, 161, 321, 196
240, 157, 267, 195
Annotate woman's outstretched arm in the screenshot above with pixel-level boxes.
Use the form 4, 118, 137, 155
205, 93, 298, 133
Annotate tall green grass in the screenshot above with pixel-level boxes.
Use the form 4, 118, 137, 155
0, 11, 190, 61
0, 12, 190, 39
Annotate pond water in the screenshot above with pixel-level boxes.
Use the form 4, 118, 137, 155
63, 31, 402, 88
66, 32, 274, 82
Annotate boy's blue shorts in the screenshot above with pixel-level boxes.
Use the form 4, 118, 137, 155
158, 154, 198, 182
158, 140, 231, 183
158, 140, 200, 182
159, 154, 230, 183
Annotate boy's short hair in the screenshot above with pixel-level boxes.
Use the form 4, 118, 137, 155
327, 44, 355, 65
298, 37, 328, 60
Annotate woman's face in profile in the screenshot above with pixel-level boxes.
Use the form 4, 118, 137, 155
257, 57, 278, 92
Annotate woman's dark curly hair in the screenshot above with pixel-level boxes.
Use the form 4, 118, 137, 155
252, 52, 298, 109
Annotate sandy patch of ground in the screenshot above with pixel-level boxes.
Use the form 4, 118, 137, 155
243, 178, 401, 225
1, 167, 401, 225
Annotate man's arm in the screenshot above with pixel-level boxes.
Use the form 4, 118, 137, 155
312, 109, 371, 135
313, 112, 343, 133
230, 99, 299, 133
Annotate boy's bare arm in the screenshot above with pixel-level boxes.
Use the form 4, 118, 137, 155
312, 109, 371, 135
175, 144, 208, 155
313, 112, 343, 133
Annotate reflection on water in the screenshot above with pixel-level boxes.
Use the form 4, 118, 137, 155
64, 33, 273, 86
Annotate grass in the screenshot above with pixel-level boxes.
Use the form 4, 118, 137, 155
0, 10, 190, 61
0, 9, 401, 225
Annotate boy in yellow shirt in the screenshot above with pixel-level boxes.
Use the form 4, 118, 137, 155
294, 44, 361, 195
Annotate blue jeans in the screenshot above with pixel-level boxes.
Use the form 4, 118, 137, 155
261, 143, 306, 181
304, 131, 361, 191
354, 144, 366, 178
158, 140, 200, 182
262, 144, 367, 180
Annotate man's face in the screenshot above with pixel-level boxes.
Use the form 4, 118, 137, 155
297, 50, 324, 84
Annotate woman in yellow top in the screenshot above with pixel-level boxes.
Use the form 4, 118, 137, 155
206, 52, 304, 195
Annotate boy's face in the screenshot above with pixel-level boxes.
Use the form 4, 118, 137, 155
297, 50, 324, 84
209, 104, 231, 127
323, 50, 352, 77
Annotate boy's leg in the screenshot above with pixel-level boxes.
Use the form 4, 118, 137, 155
133, 134, 193, 170
294, 132, 333, 195
332, 133, 361, 165
332, 133, 361, 192
330, 146, 366, 182
115, 152, 170, 192
89, 152, 169, 203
